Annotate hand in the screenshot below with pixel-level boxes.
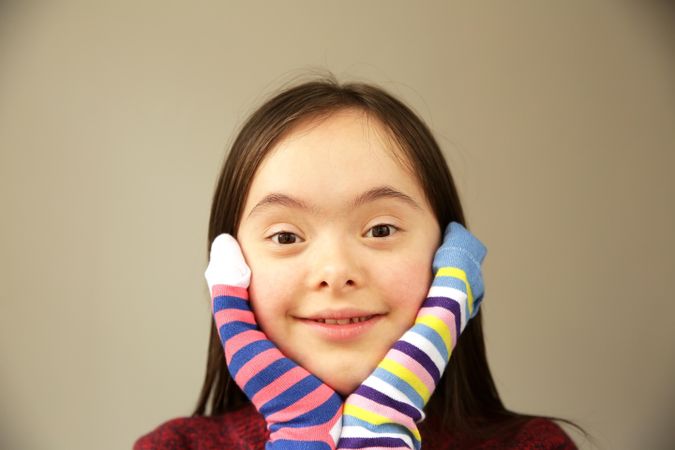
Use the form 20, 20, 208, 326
433, 221, 486, 324
205, 234, 343, 450
338, 222, 487, 450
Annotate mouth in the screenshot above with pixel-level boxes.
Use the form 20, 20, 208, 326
309, 315, 375, 325
297, 311, 384, 340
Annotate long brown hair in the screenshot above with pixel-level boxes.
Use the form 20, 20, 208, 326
193, 74, 586, 441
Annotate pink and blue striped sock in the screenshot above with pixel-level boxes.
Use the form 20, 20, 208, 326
206, 234, 343, 450
337, 222, 487, 450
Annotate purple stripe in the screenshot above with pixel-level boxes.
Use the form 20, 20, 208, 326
422, 296, 461, 337
338, 436, 409, 448
353, 384, 421, 421
392, 340, 441, 384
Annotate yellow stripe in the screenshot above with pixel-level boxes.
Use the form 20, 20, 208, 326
415, 314, 453, 355
379, 358, 430, 403
436, 266, 475, 316
343, 403, 422, 442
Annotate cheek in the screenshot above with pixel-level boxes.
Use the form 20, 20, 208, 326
372, 253, 433, 319
247, 259, 298, 334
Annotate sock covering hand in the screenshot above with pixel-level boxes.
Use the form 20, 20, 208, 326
337, 222, 487, 450
205, 234, 343, 450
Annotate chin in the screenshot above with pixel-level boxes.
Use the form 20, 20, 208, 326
285, 341, 389, 397
326, 377, 360, 397
312, 361, 376, 397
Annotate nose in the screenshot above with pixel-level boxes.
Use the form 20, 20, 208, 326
308, 236, 361, 293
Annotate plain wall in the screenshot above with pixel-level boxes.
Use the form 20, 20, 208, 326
1, 1, 674, 449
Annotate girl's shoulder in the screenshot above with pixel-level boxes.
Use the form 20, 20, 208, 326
133, 403, 268, 450
421, 416, 578, 450
504, 417, 578, 449
134, 408, 577, 450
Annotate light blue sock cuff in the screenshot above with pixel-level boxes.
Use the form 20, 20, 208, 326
432, 222, 487, 304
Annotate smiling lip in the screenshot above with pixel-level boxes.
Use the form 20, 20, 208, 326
297, 310, 384, 341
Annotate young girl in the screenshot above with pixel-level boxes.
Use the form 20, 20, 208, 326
135, 76, 583, 449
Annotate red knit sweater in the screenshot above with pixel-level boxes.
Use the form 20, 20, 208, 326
134, 403, 578, 449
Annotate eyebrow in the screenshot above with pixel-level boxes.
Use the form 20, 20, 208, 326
247, 185, 422, 218
352, 186, 422, 210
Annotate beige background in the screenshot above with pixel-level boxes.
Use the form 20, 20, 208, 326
1, 1, 674, 449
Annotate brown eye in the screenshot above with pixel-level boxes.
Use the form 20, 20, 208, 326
367, 224, 397, 238
272, 232, 298, 244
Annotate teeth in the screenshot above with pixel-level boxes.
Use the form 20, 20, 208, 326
313, 315, 373, 325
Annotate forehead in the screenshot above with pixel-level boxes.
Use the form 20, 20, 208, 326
246, 109, 424, 207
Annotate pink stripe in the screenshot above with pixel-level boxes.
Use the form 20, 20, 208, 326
269, 407, 341, 447
360, 447, 411, 450
266, 383, 336, 424
214, 308, 255, 328
347, 394, 417, 433
360, 447, 410, 450
234, 348, 284, 388
251, 366, 310, 407
387, 349, 435, 394
224, 329, 265, 364
417, 305, 458, 346
211, 284, 249, 301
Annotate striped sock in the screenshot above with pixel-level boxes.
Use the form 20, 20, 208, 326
206, 234, 343, 450
337, 222, 487, 450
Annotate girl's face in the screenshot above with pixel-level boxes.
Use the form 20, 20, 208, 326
237, 109, 441, 395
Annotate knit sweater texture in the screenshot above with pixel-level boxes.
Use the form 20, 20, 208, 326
134, 403, 578, 450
